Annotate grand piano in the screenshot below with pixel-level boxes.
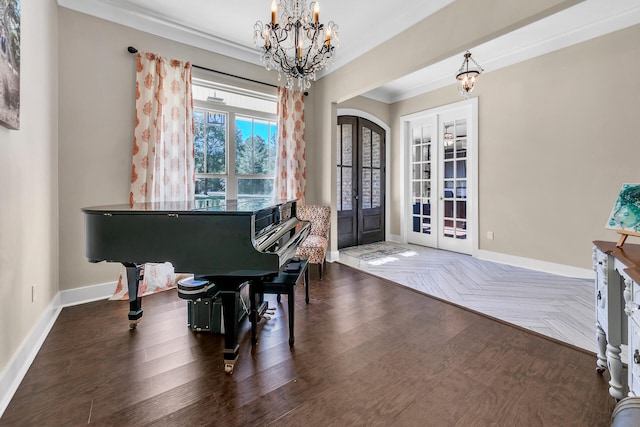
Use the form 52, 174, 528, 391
82, 198, 310, 373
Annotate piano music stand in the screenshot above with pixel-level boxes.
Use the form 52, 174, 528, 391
250, 258, 309, 347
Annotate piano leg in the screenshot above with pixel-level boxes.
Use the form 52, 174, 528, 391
249, 280, 270, 346
220, 289, 240, 374
123, 263, 144, 329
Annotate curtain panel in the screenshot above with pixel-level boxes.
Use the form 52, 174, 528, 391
111, 52, 194, 300
274, 87, 306, 203
130, 52, 195, 204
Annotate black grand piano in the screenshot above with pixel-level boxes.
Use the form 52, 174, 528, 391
82, 198, 310, 373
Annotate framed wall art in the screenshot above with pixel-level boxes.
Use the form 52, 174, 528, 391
0, 0, 20, 130
606, 183, 640, 247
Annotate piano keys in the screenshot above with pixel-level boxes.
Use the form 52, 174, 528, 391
82, 198, 310, 373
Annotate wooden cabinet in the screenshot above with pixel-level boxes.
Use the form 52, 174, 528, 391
593, 242, 627, 400
593, 241, 640, 399
620, 263, 640, 396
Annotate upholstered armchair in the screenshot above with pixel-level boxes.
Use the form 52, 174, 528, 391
296, 205, 331, 279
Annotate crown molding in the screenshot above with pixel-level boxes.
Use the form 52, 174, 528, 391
57, 0, 261, 65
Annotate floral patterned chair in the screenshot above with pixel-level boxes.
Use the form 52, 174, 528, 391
296, 205, 331, 280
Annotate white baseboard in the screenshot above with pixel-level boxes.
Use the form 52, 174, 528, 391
58, 281, 116, 307
0, 281, 115, 418
475, 249, 594, 280
386, 235, 593, 279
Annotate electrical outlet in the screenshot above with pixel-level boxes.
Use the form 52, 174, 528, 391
487, 231, 494, 240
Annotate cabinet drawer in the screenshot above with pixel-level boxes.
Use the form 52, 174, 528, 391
629, 318, 640, 396
594, 248, 609, 328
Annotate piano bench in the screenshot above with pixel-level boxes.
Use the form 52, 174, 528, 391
177, 278, 217, 300
178, 278, 222, 333
250, 259, 309, 347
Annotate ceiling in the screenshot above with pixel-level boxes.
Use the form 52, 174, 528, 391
58, 0, 640, 103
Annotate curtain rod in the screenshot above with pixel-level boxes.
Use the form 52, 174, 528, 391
127, 46, 278, 89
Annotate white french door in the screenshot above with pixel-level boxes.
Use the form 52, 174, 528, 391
406, 101, 476, 255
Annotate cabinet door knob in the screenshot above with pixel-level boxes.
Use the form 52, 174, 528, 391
635, 349, 640, 364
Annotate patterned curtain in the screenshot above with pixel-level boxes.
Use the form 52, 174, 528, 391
111, 52, 194, 300
274, 87, 306, 202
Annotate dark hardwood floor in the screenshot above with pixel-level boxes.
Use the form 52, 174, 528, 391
1, 263, 616, 426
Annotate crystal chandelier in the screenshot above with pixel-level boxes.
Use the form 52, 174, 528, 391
456, 50, 484, 99
254, 0, 339, 90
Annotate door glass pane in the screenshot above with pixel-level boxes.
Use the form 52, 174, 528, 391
444, 160, 454, 179
422, 201, 431, 216
413, 145, 421, 162
336, 125, 341, 164
362, 168, 372, 209
456, 160, 466, 179
444, 201, 454, 218
413, 164, 421, 180
422, 181, 431, 198
456, 200, 467, 219
362, 127, 372, 167
342, 125, 352, 166
444, 181, 454, 198
456, 180, 467, 198
422, 199, 432, 234
412, 182, 421, 198
342, 166, 353, 210
412, 127, 422, 145
337, 166, 342, 211
422, 217, 431, 234
422, 145, 431, 161
372, 169, 381, 208
422, 163, 431, 180
444, 121, 454, 160
372, 132, 381, 168
456, 138, 467, 156
443, 219, 454, 237
456, 221, 467, 239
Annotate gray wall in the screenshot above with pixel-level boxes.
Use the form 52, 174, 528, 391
0, 0, 58, 375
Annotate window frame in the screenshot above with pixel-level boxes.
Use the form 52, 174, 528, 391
193, 97, 278, 201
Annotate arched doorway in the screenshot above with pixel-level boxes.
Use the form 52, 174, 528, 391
336, 115, 386, 249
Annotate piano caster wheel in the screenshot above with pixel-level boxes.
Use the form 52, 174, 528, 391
224, 363, 235, 375
596, 365, 606, 375
129, 319, 139, 329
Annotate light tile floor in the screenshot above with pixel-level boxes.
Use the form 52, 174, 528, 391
338, 242, 596, 352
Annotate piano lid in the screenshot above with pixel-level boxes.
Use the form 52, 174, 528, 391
82, 197, 295, 215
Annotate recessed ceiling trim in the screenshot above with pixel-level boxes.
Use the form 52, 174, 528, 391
58, 0, 261, 64
363, 0, 640, 104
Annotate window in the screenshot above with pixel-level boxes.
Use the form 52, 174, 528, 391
192, 78, 278, 203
